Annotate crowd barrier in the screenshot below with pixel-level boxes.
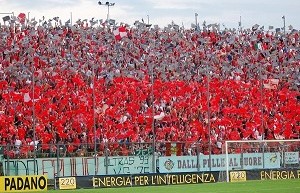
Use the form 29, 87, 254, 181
1, 142, 299, 175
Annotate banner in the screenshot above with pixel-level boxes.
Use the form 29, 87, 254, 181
71, 172, 219, 188
3, 153, 281, 179
242, 153, 281, 170
104, 155, 153, 175
4, 155, 153, 179
0, 175, 47, 192
159, 153, 281, 173
246, 169, 300, 180
284, 152, 299, 164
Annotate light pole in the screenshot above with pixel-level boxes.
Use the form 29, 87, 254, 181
98, 1, 115, 21
90, 53, 97, 175
20, 65, 37, 174
206, 52, 212, 171
259, 54, 264, 141
32, 59, 37, 175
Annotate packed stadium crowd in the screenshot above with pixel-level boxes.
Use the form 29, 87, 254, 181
0, 17, 299, 158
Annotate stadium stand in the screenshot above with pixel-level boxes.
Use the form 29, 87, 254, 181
0, 19, 299, 158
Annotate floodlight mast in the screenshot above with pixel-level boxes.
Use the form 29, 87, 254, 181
98, 1, 115, 21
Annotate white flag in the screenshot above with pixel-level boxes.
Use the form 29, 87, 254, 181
263, 79, 279, 89
24, 92, 31, 102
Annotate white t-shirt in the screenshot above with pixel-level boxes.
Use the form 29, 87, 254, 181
15, 139, 22, 148
216, 141, 222, 149
29, 140, 39, 149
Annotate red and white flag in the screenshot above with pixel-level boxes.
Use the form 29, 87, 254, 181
113, 26, 127, 41
165, 142, 182, 156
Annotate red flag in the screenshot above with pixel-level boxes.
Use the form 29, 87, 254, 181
18, 13, 26, 24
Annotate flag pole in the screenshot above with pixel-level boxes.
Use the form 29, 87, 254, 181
151, 61, 156, 173
147, 15, 149, 25
259, 53, 264, 141
195, 13, 198, 30
27, 12, 30, 27
259, 59, 266, 168
239, 16, 242, 33
91, 54, 97, 175
206, 53, 212, 171
282, 16, 286, 35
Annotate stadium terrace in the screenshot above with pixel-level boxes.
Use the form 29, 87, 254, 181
0, 16, 299, 159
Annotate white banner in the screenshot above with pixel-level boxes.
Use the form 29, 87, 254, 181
158, 153, 281, 173
3, 156, 153, 179
284, 152, 299, 164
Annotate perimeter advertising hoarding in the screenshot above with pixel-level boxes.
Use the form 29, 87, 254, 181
246, 168, 300, 181
0, 175, 47, 192
70, 172, 219, 188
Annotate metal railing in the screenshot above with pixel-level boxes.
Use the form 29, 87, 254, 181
0, 141, 299, 179
0, 141, 215, 159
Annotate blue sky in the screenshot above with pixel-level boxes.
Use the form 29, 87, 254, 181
0, 0, 299, 30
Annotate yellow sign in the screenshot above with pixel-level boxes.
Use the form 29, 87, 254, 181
59, 177, 76, 190
0, 175, 47, 192
230, 171, 247, 182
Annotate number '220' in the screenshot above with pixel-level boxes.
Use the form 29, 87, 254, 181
60, 178, 75, 185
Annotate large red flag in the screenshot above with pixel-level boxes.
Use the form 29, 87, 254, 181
18, 13, 26, 24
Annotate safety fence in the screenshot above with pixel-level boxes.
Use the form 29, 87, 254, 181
0, 140, 299, 179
